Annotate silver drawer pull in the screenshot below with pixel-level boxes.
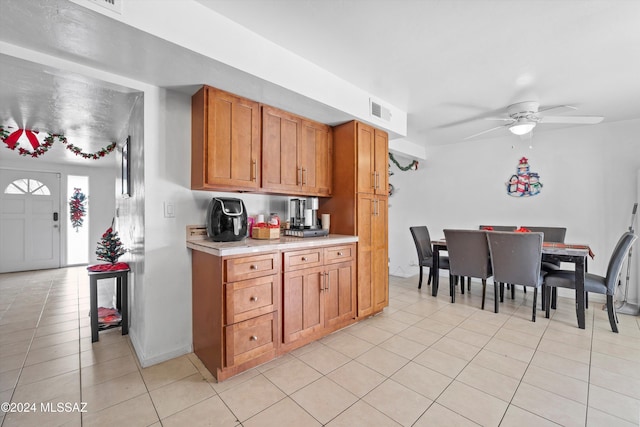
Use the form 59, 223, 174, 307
301, 257, 307, 261
250, 296, 258, 302
250, 335, 258, 341
337, 252, 343, 256
250, 264, 259, 270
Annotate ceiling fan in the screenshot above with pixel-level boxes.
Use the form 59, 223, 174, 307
463, 101, 604, 140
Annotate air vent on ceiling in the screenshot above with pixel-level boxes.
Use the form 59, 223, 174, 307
370, 98, 392, 121
71, 0, 122, 14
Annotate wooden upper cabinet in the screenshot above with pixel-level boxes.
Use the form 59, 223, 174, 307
262, 106, 302, 194
374, 129, 389, 196
301, 119, 332, 196
356, 122, 375, 193
355, 122, 388, 195
192, 86, 260, 191
262, 106, 332, 196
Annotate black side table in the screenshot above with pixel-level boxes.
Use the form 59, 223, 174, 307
87, 267, 130, 342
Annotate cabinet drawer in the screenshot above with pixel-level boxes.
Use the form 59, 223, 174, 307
224, 252, 279, 282
225, 275, 279, 324
283, 248, 323, 271
225, 312, 277, 367
324, 244, 355, 264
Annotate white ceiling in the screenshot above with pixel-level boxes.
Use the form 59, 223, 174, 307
1, 0, 639, 165
198, 0, 640, 143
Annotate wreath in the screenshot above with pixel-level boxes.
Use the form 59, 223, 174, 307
1, 126, 116, 159
69, 188, 87, 231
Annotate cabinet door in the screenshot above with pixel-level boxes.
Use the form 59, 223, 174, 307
374, 129, 389, 196
373, 197, 389, 312
356, 122, 375, 194
199, 87, 260, 190
324, 260, 356, 329
356, 194, 375, 317
282, 266, 324, 344
262, 106, 301, 193
301, 120, 332, 196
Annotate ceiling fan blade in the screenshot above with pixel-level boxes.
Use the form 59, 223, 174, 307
538, 104, 577, 114
484, 116, 515, 122
463, 125, 506, 140
539, 115, 604, 124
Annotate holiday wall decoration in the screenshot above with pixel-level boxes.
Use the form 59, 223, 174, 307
96, 221, 126, 264
506, 157, 543, 197
69, 188, 87, 231
1, 126, 116, 159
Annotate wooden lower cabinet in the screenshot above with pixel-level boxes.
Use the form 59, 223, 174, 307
192, 243, 356, 381
192, 250, 279, 382
356, 194, 388, 317
281, 245, 356, 352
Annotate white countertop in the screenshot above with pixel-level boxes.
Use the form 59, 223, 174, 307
186, 226, 358, 257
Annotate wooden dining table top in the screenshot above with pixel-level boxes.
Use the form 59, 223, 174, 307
432, 239, 595, 259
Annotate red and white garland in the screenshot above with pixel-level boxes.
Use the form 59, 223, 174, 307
1, 126, 116, 159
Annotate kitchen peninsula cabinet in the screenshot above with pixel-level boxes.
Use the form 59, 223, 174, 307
262, 106, 332, 196
191, 86, 260, 191
281, 244, 356, 351
188, 232, 358, 381
319, 120, 389, 317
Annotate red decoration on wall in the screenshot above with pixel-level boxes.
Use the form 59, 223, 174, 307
1, 125, 116, 159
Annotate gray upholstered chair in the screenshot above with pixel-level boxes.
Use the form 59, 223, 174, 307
480, 226, 518, 298
544, 232, 638, 332
479, 225, 517, 232
522, 226, 568, 307
410, 226, 451, 289
522, 226, 567, 271
444, 229, 495, 311
487, 231, 545, 321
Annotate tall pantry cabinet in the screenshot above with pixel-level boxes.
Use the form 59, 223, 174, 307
320, 121, 389, 317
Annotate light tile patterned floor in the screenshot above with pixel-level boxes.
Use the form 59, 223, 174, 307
1, 267, 640, 426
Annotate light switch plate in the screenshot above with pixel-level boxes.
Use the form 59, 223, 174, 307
164, 202, 175, 218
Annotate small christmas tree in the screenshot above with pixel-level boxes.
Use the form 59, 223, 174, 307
96, 221, 126, 264
69, 188, 87, 232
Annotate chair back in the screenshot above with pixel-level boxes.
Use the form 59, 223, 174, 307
410, 226, 434, 263
443, 229, 492, 279
487, 231, 544, 288
522, 226, 566, 243
479, 225, 517, 232
604, 232, 638, 294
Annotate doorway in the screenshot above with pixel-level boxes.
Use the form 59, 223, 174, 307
0, 169, 61, 273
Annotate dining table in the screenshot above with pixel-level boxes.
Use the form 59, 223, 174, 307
430, 239, 594, 329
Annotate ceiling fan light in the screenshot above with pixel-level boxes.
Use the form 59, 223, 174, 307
509, 120, 536, 135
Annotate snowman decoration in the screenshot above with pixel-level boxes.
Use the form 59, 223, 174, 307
506, 157, 543, 197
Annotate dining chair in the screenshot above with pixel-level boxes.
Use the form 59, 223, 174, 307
487, 231, 545, 321
479, 225, 517, 232
444, 229, 495, 311
522, 226, 567, 307
479, 225, 519, 298
410, 226, 451, 289
544, 232, 638, 332
522, 226, 567, 271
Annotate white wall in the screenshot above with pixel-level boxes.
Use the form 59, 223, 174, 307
127, 88, 290, 366
389, 119, 640, 303
0, 156, 116, 266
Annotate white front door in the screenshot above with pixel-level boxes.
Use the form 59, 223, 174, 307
0, 169, 61, 273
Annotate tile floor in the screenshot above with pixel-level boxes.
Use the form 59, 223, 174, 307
1, 267, 640, 426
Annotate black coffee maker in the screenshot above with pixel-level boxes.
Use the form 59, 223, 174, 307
206, 197, 248, 242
